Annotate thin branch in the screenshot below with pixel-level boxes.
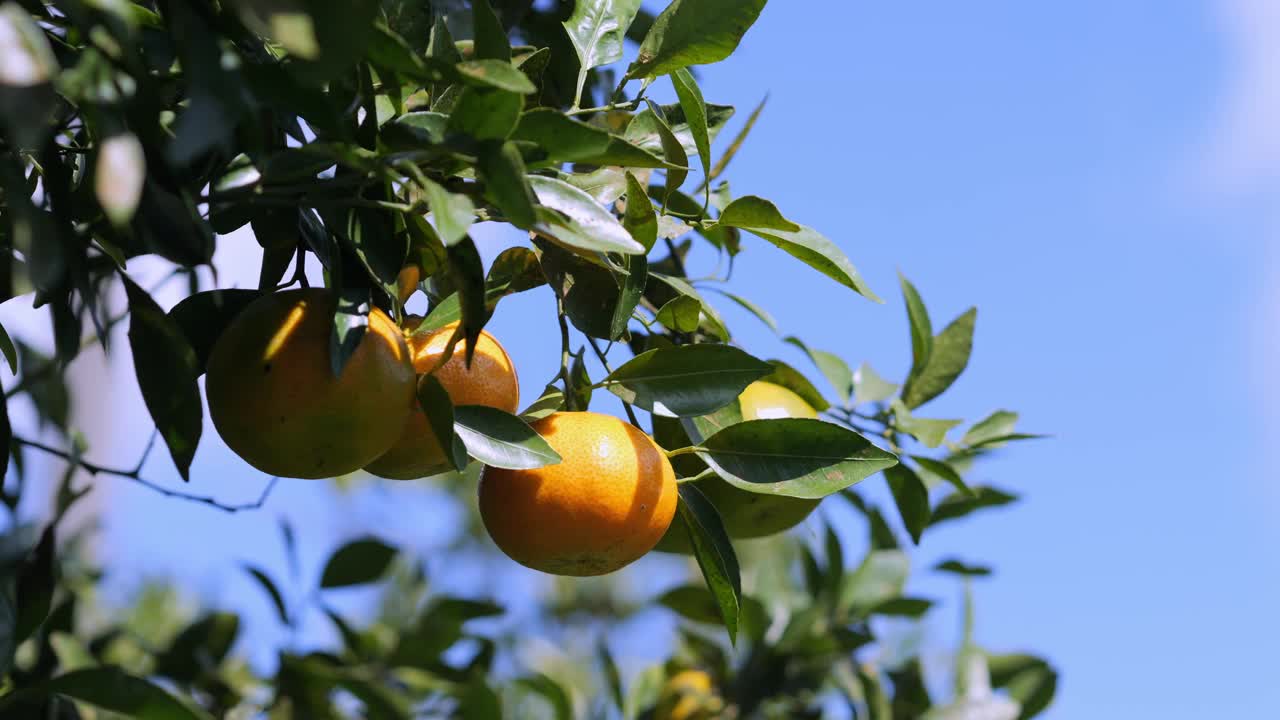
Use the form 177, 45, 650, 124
14, 436, 278, 513
587, 337, 640, 428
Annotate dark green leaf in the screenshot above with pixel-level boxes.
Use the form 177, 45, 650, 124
531, 175, 645, 254
869, 596, 934, 618
670, 69, 711, 198
930, 486, 1019, 527
390, 596, 502, 667
626, 102, 735, 160
623, 171, 659, 252
912, 455, 973, 496
710, 288, 778, 334
448, 86, 522, 140
413, 177, 475, 246
728, 220, 880, 301
42, 667, 213, 720
610, 254, 648, 339
243, 564, 290, 625
601, 344, 772, 417
453, 405, 561, 469
320, 537, 397, 588
903, 308, 976, 409
626, 0, 766, 79
13, 525, 54, 645
646, 105, 689, 203
329, 288, 372, 378
512, 110, 672, 168
899, 273, 933, 381
535, 239, 628, 339
698, 419, 899, 499
989, 654, 1059, 720
154, 613, 240, 683
167, 289, 262, 373
419, 374, 468, 471
470, 0, 511, 61
676, 483, 741, 644
934, 559, 993, 577
477, 141, 538, 229
884, 464, 929, 544
717, 196, 799, 232
654, 295, 701, 333
520, 383, 566, 421
455, 59, 537, 94
597, 640, 625, 711
0, 323, 16, 374
447, 237, 488, 365
124, 277, 203, 481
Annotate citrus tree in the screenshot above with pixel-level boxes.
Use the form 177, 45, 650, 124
0, 0, 1057, 717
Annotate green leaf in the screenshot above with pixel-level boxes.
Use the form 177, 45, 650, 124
564, 166, 628, 204
0, 389, 8, 483
419, 374, 468, 472
470, 0, 510, 61
453, 405, 562, 469
989, 654, 1059, 720
655, 295, 702, 333
649, 273, 730, 340
243, 564, 290, 625
708, 94, 766, 182
447, 237, 489, 366
930, 486, 1019, 528
13, 525, 55, 646
785, 336, 853, 404
869, 596, 934, 618
40, 668, 213, 720
853, 362, 898, 405
891, 400, 960, 448
610, 254, 648, 339
448, 86, 521, 140
413, 177, 475, 247
884, 464, 930, 544
562, 0, 641, 70
320, 537, 397, 588
512, 110, 672, 168
726, 220, 880, 301
659, 585, 767, 638
154, 613, 240, 684
535, 239, 632, 339
623, 171, 659, 252
626, 0, 766, 79
477, 141, 537, 229
934, 559, 992, 577
569, 346, 593, 411
710, 288, 778, 334
717, 196, 800, 232
698, 419, 899, 499
626, 102, 735, 159
455, 59, 537, 94
597, 641, 625, 711
963, 410, 1019, 447
903, 308, 976, 409
516, 674, 573, 720
646, 105, 689, 203
601, 344, 772, 417
670, 69, 711, 199
676, 483, 741, 644
521, 384, 566, 421
760, 360, 830, 412
530, 175, 645, 254
0, 323, 16, 374
912, 455, 973, 496
899, 273, 933, 379
123, 277, 203, 481
390, 597, 502, 668
839, 549, 909, 616
329, 288, 372, 378
168, 289, 262, 374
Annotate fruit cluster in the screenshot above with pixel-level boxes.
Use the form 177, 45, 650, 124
206, 288, 819, 577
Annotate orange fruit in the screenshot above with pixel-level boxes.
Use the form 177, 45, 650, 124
478, 411, 678, 576
364, 320, 520, 480
395, 264, 420, 304
655, 669, 723, 720
206, 288, 415, 479
657, 381, 821, 552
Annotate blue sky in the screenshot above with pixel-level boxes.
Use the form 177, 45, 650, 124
2, 1, 1278, 717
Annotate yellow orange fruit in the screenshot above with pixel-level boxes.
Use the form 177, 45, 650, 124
657, 381, 821, 552
206, 288, 416, 479
365, 320, 520, 480
655, 669, 723, 720
478, 411, 678, 576
395, 264, 421, 304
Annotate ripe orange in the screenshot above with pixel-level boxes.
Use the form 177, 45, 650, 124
206, 288, 415, 479
655, 669, 723, 720
658, 381, 822, 552
478, 411, 678, 576
395, 264, 420, 304
365, 320, 520, 480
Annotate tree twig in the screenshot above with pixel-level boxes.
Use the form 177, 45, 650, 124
14, 435, 278, 513
587, 337, 640, 428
